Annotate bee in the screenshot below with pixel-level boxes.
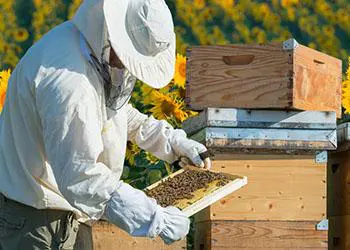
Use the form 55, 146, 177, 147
145, 170, 230, 208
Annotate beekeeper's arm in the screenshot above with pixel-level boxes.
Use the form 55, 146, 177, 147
126, 104, 211, 169
36, 73, 189, 243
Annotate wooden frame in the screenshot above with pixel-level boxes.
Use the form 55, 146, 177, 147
144, 168, 247, 217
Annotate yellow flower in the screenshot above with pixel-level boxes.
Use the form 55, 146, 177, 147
13, 28, 29, 42
213, 0, 234, 9
221, 0, 234, 9
33, 0, 42, 7
174, 53, 186, 89
193, 0, 205, 9
287, 8, 296, 21
281, 0, 299, 8
150, 91, 188, 122
346, 57, 350, 81
4, 52, 18, 68
342, 58, 350, 114
125, 142, 141, 166
68, 0, 83, 19
0, 69, 10, 112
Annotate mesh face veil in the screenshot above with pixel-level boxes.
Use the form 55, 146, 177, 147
89, 44, 135, 112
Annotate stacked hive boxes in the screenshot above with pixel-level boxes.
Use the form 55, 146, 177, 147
183, 39, 342, 250
327, 123, 350, 250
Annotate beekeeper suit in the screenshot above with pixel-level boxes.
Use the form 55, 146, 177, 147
0, 0, 211, 249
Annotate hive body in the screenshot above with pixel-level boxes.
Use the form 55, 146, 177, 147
186, 39, 342, 117
184, 108, 332, 249
327, 123, 350, 250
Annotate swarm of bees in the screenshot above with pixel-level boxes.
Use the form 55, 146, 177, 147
145, 169, 230, 208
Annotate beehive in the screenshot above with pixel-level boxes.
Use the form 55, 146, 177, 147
74, 222, 186, 250
194, 153, 328, 250
327, 123, 350, 250
186, 39, 342, 117
183, 108, 337, 153
184, 108, 333, 249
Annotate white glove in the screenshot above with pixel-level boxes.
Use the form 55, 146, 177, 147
170, 130, 212, 169
104, 182, 190, 243
159, 206, 190, 245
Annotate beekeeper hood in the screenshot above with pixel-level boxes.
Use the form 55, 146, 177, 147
72, 0, 176, 89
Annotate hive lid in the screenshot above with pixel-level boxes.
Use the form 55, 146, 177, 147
183, 108, 337, 136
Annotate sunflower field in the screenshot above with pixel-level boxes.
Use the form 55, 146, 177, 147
1, 0, 350, 189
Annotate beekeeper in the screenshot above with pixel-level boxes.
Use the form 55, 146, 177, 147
0, 0, 211, 249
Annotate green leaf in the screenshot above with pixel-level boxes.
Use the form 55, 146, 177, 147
147, 169, 162, 185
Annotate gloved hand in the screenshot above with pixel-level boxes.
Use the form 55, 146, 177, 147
170, 130, 212, 169
159, 206, 190, 245
104, 182, 190, 243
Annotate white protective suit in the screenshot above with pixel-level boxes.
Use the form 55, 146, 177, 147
0, 0, 212, 240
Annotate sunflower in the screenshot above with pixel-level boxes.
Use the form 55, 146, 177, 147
13, 28, 29, 42
33, 0, 42, 7
150, 91, 188, 122
68, 0, 83, 19
125, 142, 141, 166
347, 58, 350, 80
0, 69, 10, 113
4, 52, 19, 68
174, 53, 186, 89
193, 0, 205, 9
342, 58, 350, 114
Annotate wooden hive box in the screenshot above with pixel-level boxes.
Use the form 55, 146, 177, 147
75, 221, 187, 250
193, 154, 328, 250
183, 109, 332, 249
327, 123, 350, 250
186, 39, 342, 117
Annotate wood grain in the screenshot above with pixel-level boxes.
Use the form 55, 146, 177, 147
186, 43, 342, 117
327, 151, 350, 217
293, 44, 342, 118
329, 215, 350, 250
195, 220, 327, 250
89, 221, 186, 250
195, 154, 326, 222
186, 44, 292, 110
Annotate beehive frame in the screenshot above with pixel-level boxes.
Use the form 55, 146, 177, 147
144, 168, 247, 217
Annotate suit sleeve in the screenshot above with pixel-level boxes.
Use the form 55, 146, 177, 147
126, 103, 186, 163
